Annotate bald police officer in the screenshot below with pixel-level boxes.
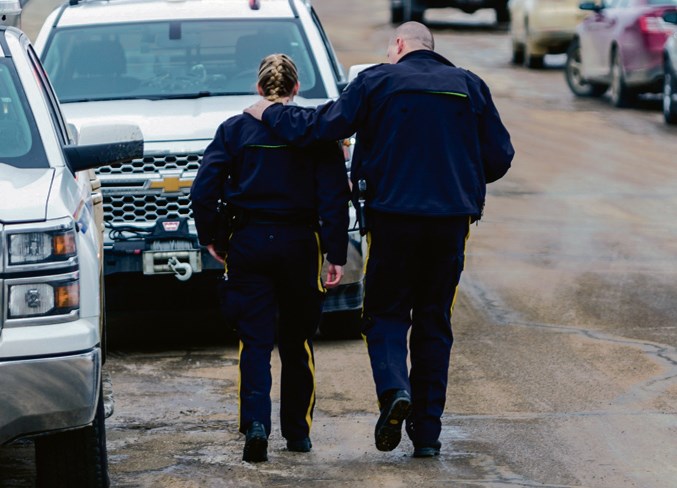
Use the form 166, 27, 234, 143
246, 22, 514, 458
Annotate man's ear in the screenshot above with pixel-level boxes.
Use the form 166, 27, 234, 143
396, 37, 406, 54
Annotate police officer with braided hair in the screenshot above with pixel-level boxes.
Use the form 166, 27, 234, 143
191, 54, 350, 463
245, 23, 514, 458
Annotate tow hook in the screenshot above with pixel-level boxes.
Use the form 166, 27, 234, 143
167, 256, 193, 281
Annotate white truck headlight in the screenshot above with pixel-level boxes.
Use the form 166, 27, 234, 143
8, 279, 79, 319
7, 221, 77, 266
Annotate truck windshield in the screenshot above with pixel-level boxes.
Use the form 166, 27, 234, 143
42, 19, 328, 103
0, 60, 48, 168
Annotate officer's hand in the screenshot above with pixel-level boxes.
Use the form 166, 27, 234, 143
244, 99, 276, 121
325, 263, 343, 288
206, 244, 225, 265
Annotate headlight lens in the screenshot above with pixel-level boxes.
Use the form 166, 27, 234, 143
8, 279, 79, 319
8, 224, 77, 265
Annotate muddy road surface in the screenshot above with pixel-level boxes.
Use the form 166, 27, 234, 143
2, 0, 676, 487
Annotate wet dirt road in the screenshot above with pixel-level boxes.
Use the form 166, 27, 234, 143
3, 1, 677, 487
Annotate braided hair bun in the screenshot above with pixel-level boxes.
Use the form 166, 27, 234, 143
257, 54, 299, 102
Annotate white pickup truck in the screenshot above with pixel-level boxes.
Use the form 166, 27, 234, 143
0, 4, 142, 486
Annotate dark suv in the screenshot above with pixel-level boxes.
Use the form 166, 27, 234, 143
390, 0, 510, 24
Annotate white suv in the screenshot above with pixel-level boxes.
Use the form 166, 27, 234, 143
35, 0, 365, 338
0, 2, 143, 485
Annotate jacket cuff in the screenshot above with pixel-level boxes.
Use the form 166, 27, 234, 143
326, 249, 347, 267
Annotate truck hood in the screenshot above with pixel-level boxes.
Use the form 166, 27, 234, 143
0, 164, 55, 224
60, 95, 330, 144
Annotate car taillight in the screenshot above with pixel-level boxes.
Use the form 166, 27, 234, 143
638, 13, 674, 50
639, 15, 671, 34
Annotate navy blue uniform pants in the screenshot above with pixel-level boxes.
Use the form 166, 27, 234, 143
362, 211, 470, 446
222, 222, 325, 441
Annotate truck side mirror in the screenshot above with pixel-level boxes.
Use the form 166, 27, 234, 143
64, 123, 144, 172
0, 0, 21, 28
579, 2, 602, 12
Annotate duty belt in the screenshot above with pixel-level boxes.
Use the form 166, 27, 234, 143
242, 209, 318, 227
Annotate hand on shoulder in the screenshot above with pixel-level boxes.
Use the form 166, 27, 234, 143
244, 99, 282, 121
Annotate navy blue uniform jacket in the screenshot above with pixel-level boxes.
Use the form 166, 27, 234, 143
262, 50, 514, 219
191, 113, 350, 265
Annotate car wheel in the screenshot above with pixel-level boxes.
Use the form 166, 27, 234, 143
403, 0, 424, 23
511, 41, 525, 65
609, 50, 636, 108
663, 64, 677, 125
391, 1, 404, 23
319, 310, 363, 340
35, 389, 110, 488
565, 38, 607, 97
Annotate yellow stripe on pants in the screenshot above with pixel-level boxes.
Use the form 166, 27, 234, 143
313, 232, 325, 293
360, 232, 371, 343
303, 340, 316, 431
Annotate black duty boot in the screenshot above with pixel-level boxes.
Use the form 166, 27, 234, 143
286, 437, 312, 452
413, 440, 442, 458
374, 389, 412, 451
243, 421, 268, 462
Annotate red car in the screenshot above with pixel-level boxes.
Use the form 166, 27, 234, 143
565, 0, 677, 107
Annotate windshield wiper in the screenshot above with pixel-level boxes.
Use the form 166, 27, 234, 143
63, 91, 255, 103
142, 91, 216, 100
63, 96, 130, 103
132, 91, 248, 100
135, 91, 255, 100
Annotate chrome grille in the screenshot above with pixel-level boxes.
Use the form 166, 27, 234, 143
97, 153, 200, 224
103, 193, 193, 223
96, 154, 201, 175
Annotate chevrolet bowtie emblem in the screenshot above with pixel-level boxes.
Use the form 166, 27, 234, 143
149, 176, 193, 193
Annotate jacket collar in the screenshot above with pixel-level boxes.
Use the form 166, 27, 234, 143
397, 49, 456, 67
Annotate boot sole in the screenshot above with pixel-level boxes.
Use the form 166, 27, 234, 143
375, 397, 412, 451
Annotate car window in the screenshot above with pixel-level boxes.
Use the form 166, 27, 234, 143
42, 19, 328, 102
0, 60, 48, 167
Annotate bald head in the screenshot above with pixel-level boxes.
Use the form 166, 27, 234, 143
395, 22, 434, 50
387, 22, 435, 64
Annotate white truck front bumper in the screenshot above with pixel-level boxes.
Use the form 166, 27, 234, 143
0, 348, 100, 445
